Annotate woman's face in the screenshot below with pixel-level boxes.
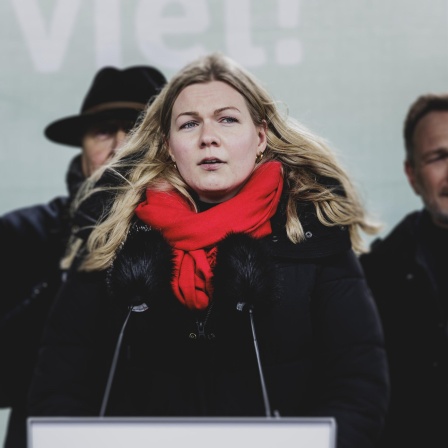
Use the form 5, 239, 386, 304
168, 80, 267, 203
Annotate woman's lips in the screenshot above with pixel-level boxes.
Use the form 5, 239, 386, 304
199, 158, 223, 165
199, 158, 224, 170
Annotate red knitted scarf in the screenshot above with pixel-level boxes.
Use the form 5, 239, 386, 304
135, 161, 284, 309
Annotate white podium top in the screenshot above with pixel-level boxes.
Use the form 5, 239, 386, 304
28, 416, 336, 448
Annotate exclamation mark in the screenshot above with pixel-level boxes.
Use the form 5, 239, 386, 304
276, 0, 302, 65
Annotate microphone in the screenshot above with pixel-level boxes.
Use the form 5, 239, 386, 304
213, 232, 280, 418
100, 221, 173, 416
213, 232, 278, 310
105, 220, 174, 310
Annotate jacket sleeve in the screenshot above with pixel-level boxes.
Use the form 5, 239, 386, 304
0, 197, 70, 408
27, 263, 117, 417
310, 249, 389, 448
0, 197, 69, 317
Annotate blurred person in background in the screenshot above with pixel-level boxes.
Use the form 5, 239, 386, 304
360, 93, 448, 448
0, 65, 167, 448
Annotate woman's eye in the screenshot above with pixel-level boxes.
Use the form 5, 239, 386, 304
179, 121, 197, 130
221, 116, 238, 124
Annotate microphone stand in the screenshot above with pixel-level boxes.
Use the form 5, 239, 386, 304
238, 302, 280, 418
248, 308, 272, 418
99, 306, 133, 417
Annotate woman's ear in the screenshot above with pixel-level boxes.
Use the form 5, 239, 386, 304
257, 120, 268, 151
165, 138, 175, 162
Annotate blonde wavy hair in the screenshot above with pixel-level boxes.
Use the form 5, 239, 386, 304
64, 52, 379, 271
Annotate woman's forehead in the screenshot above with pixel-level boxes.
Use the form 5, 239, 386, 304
172, 81, 246, 115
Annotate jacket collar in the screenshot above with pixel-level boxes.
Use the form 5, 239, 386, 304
269, 192, 351, 260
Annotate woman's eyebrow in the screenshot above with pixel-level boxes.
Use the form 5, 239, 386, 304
214, 106, 240, 115
175, 106, 240, 121
175, 110, 198, 120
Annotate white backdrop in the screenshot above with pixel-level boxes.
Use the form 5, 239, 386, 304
1, 0, 447, 443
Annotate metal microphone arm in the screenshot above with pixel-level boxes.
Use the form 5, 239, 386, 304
237, 301, 280, 419
99, 306, 133, 417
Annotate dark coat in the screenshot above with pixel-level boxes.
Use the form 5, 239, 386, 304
0, 155, 85, 448
359, 209, 448, 448
28, 189, 389, 448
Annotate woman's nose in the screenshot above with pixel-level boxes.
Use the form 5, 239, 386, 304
200, 122, 220, 148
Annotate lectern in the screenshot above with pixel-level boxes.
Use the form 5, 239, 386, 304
28, 416, 336, 448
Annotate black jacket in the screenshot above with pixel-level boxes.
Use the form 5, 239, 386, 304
0, 155, 85, 448
360, 209, 448, 448
28, 189, 389, 448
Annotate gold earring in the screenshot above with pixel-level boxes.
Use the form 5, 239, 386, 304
255, 152, 264, 163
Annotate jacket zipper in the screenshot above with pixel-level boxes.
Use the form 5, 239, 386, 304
190, 301, 215, 340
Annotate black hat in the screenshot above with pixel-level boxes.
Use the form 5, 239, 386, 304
45, 66, 167, 147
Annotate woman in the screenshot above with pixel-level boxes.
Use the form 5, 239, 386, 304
28, 53, 388, 448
